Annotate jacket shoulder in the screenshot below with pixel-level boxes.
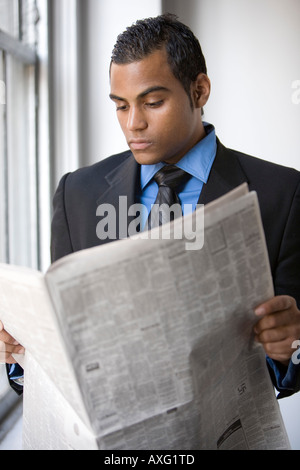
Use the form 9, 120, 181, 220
56, 150, 133, 203
66, 150, 132, 186
227, 145, 300, 186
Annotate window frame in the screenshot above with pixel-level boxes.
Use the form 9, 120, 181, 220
0, 0, 47, 428
0, 1, 39, 267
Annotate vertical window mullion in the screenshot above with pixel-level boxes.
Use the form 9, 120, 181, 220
3, 52, 9, 264
6, 56, 37, 268
18, 0, 23, 42
0, 50, 9, 264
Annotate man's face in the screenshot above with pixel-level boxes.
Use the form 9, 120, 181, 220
110, 48, 207, 165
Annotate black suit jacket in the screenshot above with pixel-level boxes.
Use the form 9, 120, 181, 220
51, 139, 300, 310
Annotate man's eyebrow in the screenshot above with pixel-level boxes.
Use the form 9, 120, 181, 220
109, 93, 126, 102
138, 86, 170, 98
109, 86, 170, 102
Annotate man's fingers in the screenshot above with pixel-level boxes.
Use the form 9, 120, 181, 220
0, 351, 18, 364
254, 295, 300, 334
254, 311, 296, 335
254, 312, 281, 333
0, 329, 19, 345
253, 295, 300, 364
0, 339, 24, 364
255, 326, 284, 344
0, 322, 20, 346
0, 322, 24, 365
259, 337, 296, 363
255, 295, 295, 317
0, 341, 24, 354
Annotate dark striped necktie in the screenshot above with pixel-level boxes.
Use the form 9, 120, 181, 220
147, 165, 191, 229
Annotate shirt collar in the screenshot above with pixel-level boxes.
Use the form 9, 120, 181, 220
140, 122, 217, 190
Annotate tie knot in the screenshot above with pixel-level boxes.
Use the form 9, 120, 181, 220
153, 165, 190, 190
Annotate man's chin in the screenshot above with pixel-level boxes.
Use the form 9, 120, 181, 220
130, 150, 164, 166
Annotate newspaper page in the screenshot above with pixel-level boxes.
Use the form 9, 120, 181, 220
22, 351, 98, 450
0, 264, 90, 430
36, 185, 289, 450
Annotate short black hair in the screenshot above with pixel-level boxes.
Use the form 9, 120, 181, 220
111, 14, 207, 106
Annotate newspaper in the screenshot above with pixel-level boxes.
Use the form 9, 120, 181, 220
0, 184, 291, 450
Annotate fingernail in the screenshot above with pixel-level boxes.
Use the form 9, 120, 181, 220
17, 347, 25, 354
255, 307, 265, 316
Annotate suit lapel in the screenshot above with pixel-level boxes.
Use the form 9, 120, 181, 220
198, 139, 249, 205
96, 153, 140, 239
97, 153, 139, 206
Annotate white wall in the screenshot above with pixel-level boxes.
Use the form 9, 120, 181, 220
163, 0, 300, 449
79, 0, 300, 170
163, 0, 300, 171
77, 0, 161, 167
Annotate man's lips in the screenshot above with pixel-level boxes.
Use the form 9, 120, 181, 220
129, 140, 153, 150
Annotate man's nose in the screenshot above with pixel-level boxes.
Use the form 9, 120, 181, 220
127, 106, 148, 131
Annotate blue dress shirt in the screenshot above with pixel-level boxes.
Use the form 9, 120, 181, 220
139, 122, 217, 228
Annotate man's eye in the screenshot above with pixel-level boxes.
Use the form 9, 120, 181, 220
146, 100, 164, 108
116, 104, 128, 111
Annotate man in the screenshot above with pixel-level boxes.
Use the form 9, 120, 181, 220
2, 14, 300, 397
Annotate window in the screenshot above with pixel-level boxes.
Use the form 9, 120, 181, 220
0, 0, 39, 267
0, 0, 47, 419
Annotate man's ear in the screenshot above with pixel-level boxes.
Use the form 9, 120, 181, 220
192, 73, 211, 109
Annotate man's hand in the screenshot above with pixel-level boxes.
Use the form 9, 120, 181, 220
0, 320, 24, 364
254, 295, 300, 366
